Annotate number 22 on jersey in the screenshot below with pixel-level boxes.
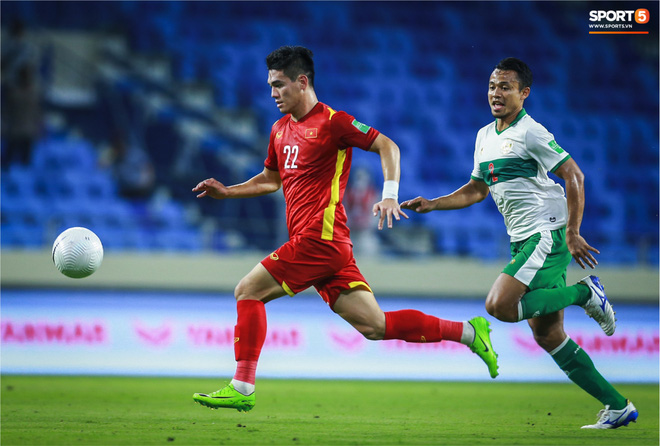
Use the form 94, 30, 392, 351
283, 144, 299, 169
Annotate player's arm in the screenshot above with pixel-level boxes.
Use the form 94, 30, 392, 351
553, 157, 599, 269
400, 179, 489, 213
368, 133, 409, 230
193, 167, 282, 200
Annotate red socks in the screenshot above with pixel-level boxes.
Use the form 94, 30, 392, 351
383, 310, 462, 343
233, 300, 267, 385
232, 303, 462, 385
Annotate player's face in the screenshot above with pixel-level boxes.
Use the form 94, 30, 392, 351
268, 69, 304, 116
488, 69, 529, 121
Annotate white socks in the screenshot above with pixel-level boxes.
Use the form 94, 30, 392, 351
230, 379, 255, 396
460, 321, 476, 345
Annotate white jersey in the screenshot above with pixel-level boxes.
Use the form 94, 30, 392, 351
471, 109, 571, 242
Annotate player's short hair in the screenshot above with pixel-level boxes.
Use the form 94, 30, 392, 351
495, 57, 533, 90
266, 46, 315, 88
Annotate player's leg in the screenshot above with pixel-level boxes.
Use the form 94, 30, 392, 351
517, 276, 615, 335
194, 236, 359, 411
484, 271, 590, 322
485, 273, 528, 322
193, 263, 287, 412
331, 286, 499, 378
325, 252, 472, 345
232, 263, 288, 390
576, 275, 617, 336
331, 286, 386, 340
333, 288, 467, 343
529, 311, 636, 428
487, 229, 615, 334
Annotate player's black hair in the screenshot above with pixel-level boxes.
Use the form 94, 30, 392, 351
266, 46, 315, 88
495, 57, 533, 90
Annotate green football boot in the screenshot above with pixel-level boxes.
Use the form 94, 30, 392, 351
193, 383, 255, 412
467, 316, 499, 379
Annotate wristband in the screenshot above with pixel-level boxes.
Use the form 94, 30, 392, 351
382, 180, 399, 201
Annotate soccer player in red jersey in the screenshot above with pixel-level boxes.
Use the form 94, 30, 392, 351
191, 46, 499, 412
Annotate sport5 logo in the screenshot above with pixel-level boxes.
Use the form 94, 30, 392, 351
589, 9, 649, 24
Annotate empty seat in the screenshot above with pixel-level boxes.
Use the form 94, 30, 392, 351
1, 222, 45, 249
33, 138, 97, 173
151, 227, 204, 252
1, 194, 50, 226
147, 200, 189, 229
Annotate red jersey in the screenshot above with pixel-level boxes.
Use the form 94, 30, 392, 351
265, 102, 379, 243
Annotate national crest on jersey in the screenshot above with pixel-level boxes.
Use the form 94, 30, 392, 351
471, 109, 572, 242
264, 102, 379, 243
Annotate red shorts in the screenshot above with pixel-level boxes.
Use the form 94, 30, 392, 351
260, 235, 372, 310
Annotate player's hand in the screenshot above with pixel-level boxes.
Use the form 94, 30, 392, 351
373, 198, 409, 230
566, 231, 600, 269
400, 196, 434, 214
192, 178, 229, 199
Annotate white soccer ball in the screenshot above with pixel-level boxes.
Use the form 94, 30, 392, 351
52, 227, 104, 278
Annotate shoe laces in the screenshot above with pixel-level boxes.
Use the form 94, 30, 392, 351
595, 405, 611, 423
209, 384, 233, 397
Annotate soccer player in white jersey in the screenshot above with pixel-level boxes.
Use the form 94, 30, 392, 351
401, 57, 637, 430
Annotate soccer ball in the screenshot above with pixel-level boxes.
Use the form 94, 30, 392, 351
52, 227, 104, 278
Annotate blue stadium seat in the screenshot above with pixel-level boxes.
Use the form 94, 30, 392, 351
47, 169, 117, 201
147, 200, 189, 230
50, 197, 136, 231
346, 103, 378, 132
367, 26, 415, 55
207, 44, 245, 108
88, 226, 148, 251
3, 1, 655, 263
0, 222, 45, 249
245, 21, 300, 49
2, 165, 37, 205
152, 227, 204, 252
417, 58, 456, 86
1, 194, 49, 227
389, 130, 422, 174
528, 88, 567, 114
32, 138, 97, 173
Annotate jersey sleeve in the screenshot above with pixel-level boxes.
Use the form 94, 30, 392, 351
264, 123, 279, 171
332, 111, 380, 151
471, 128, 485, 182
525, 123, 571, 173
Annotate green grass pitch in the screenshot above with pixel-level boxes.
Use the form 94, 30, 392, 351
1, 375, 657, 445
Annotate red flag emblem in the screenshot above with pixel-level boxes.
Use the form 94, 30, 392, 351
305, 128, 318, 139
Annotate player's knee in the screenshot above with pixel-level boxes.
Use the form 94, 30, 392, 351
485, 297, 498, 317
353, 321, 385, 341
359, 326, 384, 341
533, 332, 557, 351
533, 330, 566, 352
234, 278, 250, 301
485, 294, 517, 322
